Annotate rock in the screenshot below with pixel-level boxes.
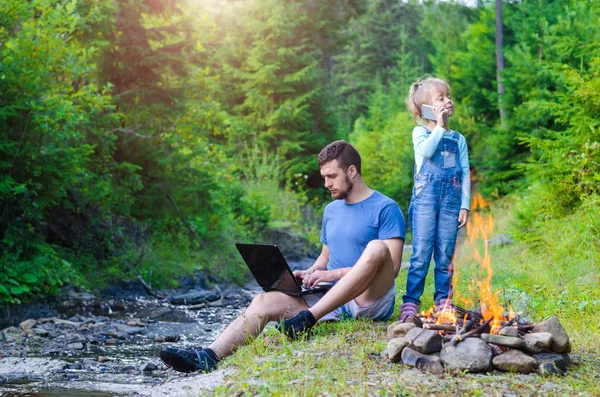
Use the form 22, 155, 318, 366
538, 361, 566, 376
67, 290, 96, 300
170, 289, 221, 305
81, 358, 97, 369
53, 319, 81, 328
380, 348, 389, 360
488, 343, 504, 356
104, 339, 119, 345
120, 365, 137, 374
533, 353, 570, 371
386, 322, 417, 341
440, 338, 492, 373
523, 332, 553, 354
387, 337, 409, 363
261, 335, 280, 348
3, 326, 19, 334
67, 343, 84, 350
151, 334, 181, 343
492, 349, 537, 374
97, 356, 111, 363
65, 363, 83, 370
113, 323, 129, 332
19, 319, 36, 333
263, 227, 315, 261
135, 306, 195, 323
124, 327, 145, 336
0, 375, 7, 383
86, 336, 99, 345
140, 362, 158, 372
405, 327, 442, 354
401, 347, 444, 374
481, 333, 526, 350
107, 331, 127, 340
498, 326, 519, 337
33, 328, 51, 337
126, 319, 143, 326
532, 315, 570, 353
540, 381, 560, 391
66, 334, 86, 344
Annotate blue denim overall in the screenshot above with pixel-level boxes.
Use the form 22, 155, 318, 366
403, 129, 462, 306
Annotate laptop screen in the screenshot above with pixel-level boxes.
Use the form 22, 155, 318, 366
235, 243, 301, 294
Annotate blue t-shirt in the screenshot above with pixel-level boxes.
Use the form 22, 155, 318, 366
320, 190, 406, 271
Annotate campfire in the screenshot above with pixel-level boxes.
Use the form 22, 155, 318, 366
384, 195, 571, 376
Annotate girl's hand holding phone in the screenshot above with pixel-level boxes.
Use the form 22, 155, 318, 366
433, 106, 449, 128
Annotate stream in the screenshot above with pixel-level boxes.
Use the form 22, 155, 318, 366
0, 277, 264, 397
0, 256, 314, 397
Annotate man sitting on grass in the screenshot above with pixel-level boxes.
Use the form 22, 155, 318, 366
160, 140, 406, 373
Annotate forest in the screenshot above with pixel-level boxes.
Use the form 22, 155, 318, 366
1, 0, 599, 306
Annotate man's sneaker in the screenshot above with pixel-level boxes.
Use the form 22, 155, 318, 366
160, 346, 219, 373
275, 310, 317, 340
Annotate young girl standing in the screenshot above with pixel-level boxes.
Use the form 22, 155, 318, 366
400, 77, 471, 322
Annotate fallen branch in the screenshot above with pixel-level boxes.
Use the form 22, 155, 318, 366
124, 247, 166, 299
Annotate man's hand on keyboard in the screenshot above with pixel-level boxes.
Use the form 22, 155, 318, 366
300, 269, 339, 288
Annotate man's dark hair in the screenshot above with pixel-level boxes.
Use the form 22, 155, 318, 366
318, 140, 362, 174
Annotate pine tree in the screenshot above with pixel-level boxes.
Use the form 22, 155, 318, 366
331, 0, 428, 137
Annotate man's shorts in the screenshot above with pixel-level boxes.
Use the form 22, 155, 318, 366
303, 285, 396, 322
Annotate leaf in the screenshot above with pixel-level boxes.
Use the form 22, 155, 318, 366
578, 301, 589, 310
22, 273, 38, 283
10, 285, 25, 295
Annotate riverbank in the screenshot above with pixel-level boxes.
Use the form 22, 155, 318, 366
0, 273, 257, 396
0, 257, 317, 396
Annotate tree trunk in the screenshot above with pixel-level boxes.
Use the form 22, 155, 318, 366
495, 0, 506, 126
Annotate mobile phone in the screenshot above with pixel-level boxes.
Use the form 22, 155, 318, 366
422, 105, 448, 125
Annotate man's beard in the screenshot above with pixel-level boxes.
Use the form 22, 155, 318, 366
331, 176, 353, 200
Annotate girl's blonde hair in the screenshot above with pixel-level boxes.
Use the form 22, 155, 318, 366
406, 77, 451, 122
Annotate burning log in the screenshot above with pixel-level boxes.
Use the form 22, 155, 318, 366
460, 317, 479, 334
448, 318, 493, 346
423, 323, 458, 332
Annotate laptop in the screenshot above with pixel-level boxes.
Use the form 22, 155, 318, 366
235, 243, 333, 297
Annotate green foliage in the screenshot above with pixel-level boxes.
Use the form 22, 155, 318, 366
207, 0, 338, 180
0, 245, 74, 304
331, 0, 429, 137
1, 0, 599, 310
511, 0, 600, 222
233, 148, 321, 249
350, 80, 415, 209
0, 0, 118, 302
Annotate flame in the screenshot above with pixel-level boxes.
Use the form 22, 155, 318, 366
466, 193, 513, 333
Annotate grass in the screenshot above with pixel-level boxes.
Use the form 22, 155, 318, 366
204, 198, 600, 396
